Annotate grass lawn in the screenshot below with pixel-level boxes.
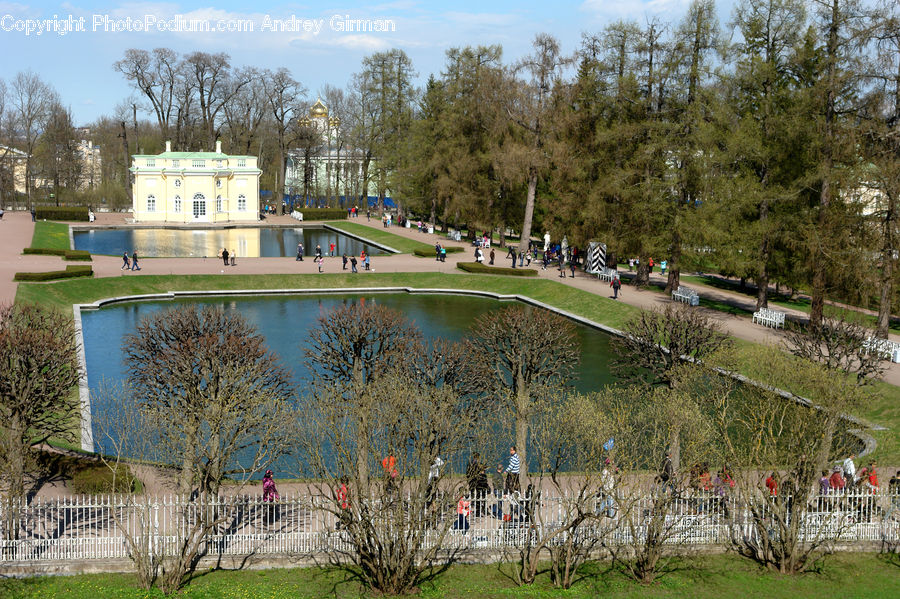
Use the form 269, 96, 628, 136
2, 552, 897, 598
30, 221, 70, 250
325, 221, 437, 255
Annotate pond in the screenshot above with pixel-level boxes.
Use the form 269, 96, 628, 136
80, 292, 619, 474
71, 226, 390, 258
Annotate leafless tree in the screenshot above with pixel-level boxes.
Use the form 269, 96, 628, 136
0, 304, 80, 542
699, 347, 868, 574
113, 48, 180, 140
293, 369, 471, 595
470, 306, 579, 488
10, 71, 55, 203
121, 305, 295, 593
182, 51, 248, 149
784, 315, 886, 384
264, 68, 306, 196
304, 300, 421, 494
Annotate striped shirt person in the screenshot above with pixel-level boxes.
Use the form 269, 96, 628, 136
502, 446, 521, 494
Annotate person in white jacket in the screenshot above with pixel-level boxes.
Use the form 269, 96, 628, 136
842, 454, 857, 487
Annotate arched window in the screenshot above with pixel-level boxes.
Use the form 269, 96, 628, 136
216, 178, 222, 188
173, 195, 182, 212
174, 179, 181, 188
216, 195, 223, 213
237, 194, 247, 211
146, 194, 156, 212
192, 193, 206, 219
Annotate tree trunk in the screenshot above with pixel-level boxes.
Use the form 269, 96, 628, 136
519, 169, 538, 256
515, 393, 529, 490
877, 194, 896, 338
633, 258, 650, 287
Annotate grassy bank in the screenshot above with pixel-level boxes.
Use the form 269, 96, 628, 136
2, 552, 897, 598
30, 221, 70, 250
326, 221, 439, 254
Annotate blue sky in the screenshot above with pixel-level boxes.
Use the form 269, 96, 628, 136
0, 0, 739, 124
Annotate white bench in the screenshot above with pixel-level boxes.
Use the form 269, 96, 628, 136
290, 210, 303, 221
752, 308, 786, 329
672, 285, 700, 306
862, 337, 900, 363
598, 267, 618, 282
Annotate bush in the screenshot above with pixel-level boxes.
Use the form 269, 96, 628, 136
456, 262, 537, 276
413, 246, 464, 257
14, 264, 93, 281
70, 463, 142, 495
296, 208, 348, 220
35, 206, 90, 221
23, 248, 92, 261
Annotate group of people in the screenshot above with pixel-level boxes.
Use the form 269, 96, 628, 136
120, 251, 140, 271
627, 257, 667, 275
296, 241, 371, 273
219, 247, 237, 266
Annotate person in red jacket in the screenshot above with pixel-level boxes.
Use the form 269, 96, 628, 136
765, 472, 778, 497
829, 467, 846, 493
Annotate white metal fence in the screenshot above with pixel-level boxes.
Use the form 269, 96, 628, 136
1, 489, 898, 564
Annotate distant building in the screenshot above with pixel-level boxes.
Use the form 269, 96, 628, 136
130, 140, 261, 223
284, 99, 383, 207
0, 145, 29, 197
74, 128, 102, 190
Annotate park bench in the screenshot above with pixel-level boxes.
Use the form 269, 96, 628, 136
752, 308, 786, 329
598, 267, 618, 282
447, 229, 462, 242
862, 336, 900, 363
672, 285, 700, 306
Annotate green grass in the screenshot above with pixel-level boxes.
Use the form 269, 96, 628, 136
1, 552, 897, 598
325, 221, 440, 255
30, 221, 71, 250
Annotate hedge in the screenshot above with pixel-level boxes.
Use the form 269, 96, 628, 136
413, 246, 464, 257
35, 206, 90, 221
294, 208, 348, 220
456, 262, 537, 276
14, 264, 93, 282
23, 248, 92, 261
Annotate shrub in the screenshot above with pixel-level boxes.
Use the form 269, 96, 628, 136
295, 208, 348, 220
22, 248, 92, 261
35, 206, 90, 221
70, 463, 142, 495
14, 264, 93, 281
413, 246, 464, 257
456, 262, 537, 276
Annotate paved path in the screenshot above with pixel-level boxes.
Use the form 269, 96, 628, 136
3, 210, 900, 387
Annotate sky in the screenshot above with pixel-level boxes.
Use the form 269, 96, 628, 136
0, 0, 740, 125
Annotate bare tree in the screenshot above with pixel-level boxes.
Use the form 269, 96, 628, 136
785, 315, 886, 383
182, 51, 248, 149
471, 306, 579, 488
304, 300, 420, 494
122, 305, 294, 593
612, 304, 730, 471
0, 304, 79, 543
114, 48, 180, 140
10, 71, 54, 203
264, 68, 306, 197
700, 346, 868, 574
294, 366, 471, 595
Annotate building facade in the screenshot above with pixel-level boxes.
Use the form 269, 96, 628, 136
131, 141, 261, 223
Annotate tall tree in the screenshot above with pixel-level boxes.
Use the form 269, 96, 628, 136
502, 34, 572, 252
113, 48, 180, 140
10, 71, 54, 203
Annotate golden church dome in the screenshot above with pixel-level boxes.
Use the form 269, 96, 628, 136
310, 98, 328, 118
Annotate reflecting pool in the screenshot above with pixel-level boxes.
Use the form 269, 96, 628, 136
72, 226, 389, 258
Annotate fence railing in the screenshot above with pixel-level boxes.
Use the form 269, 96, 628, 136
2, 489, 898, 564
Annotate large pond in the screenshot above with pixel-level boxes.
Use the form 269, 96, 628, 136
81, 293, 618, 474
72, 226, 389, 258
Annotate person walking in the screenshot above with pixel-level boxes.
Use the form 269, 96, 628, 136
30, 207, 36, 222
131, 251, 140, 271
489, 248, 495, 265
315, 244, 322, 259
121, 251, 130, 270
611, 276, 621, 299
499, 446, 521, 494
558, 254, 566, 278
222, 247, 229, 267
317, 255, 324, 273
350, 255, 358, 273
440, 246, 447, 262
329, 242, 335, 257
569, 260, 576, 278
296, 242, 304, 261
230, 249, 236, 266
364, 253, 371, 271
342, 253, 348, 270
262, 470, 279, 501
